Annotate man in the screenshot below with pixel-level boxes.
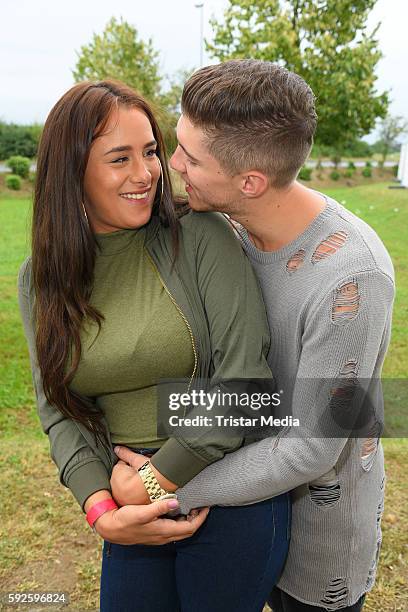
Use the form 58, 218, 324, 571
168, 60, 394, 611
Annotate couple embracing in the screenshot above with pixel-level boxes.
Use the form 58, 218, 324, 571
19, 59, 394, 611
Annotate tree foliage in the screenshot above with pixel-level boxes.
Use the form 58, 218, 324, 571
0, 122, 42, 159
207, 0, 389, 150
374, 114, 408, 163
73, 17, 162, 101
73, 18, 193, 155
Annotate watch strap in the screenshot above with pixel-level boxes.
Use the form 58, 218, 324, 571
138, 460, 169, 501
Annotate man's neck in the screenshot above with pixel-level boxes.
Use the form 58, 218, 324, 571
231, 182, 326, 252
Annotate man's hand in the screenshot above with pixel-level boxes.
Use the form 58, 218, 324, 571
94, 499, 209, 545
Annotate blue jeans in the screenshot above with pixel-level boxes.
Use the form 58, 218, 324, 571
100, 493, 291, 612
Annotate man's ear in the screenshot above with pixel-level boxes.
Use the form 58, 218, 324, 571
238, 172, 269, 198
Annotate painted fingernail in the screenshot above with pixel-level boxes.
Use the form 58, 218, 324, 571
168, 500, 179, 509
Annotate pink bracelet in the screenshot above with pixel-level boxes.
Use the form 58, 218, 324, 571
86, 498, 118, 528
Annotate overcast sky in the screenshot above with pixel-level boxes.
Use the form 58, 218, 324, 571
1, 0, 407, 140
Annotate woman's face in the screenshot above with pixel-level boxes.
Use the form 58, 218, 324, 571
83, 106, 160, 234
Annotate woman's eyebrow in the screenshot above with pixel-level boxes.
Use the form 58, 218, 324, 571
104, 140, 157, 156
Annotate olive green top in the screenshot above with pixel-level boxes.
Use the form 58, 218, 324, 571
70, 227, 194, 448
19, 211, 273, 507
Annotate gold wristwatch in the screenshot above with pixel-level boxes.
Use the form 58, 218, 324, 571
138, 460, 174, 502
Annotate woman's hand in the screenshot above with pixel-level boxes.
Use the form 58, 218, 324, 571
110, 456, 150, 506
111, 446, 178, 507
94, 500, 209, 545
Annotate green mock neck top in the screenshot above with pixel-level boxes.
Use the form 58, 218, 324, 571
70, 227, 194, 447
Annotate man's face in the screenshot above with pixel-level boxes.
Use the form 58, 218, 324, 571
170, 115, 244, 214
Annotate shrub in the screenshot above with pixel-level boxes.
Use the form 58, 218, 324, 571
330, 153, 342, 168
392, 164, 398, 177
347, 161, 356, 170
362, 167, 372, 178
28, 171, 36, 183
5, 174, 22, 190
365, 161, 372, 168
0, 121, 42, 159
298, 166, 312, 181
330, 170, 341, 181
344, 169, 354, 179
6, 155, 31, 178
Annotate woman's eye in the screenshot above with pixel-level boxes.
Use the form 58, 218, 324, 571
145, 149, 157, 158
111, 157, 128, 164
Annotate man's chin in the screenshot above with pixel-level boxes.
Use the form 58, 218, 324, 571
188, 197, 213, 212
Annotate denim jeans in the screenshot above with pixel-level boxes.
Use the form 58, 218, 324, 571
268, 587, 366, 611
100, 493, 291, 612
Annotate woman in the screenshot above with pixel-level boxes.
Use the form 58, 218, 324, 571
18, 80, 290, 612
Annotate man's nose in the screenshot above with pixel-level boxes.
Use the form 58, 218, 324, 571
169, 146, 185, 173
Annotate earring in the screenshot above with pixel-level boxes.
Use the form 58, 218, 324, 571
82, 202, 89, 227
156, 157, 164, 207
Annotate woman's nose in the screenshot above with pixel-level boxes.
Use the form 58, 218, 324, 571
129, 159, 151, 185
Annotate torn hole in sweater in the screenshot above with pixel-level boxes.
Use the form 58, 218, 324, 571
320, 577, 349, 609
361, 433, 379, 472
309, 468, 340, 507
365, 484, 385, 590
286, 249, 306, 273
332, 281, 360, 324
330, 360, 359, 408
328, 360, 360, 432
311, 231, 348, 264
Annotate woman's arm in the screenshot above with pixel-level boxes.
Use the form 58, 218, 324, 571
18, 258, 209, 541
18, 258, 114, 507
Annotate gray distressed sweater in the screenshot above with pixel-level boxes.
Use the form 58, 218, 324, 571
177, 196, 395, 610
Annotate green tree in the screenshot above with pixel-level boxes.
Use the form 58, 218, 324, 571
73, 17, 161, 100
157, 69, 193, 152
0, 122, 42, 159
374, 114, 408, 164
207, 0, 388, 152
73, 18, 193, 155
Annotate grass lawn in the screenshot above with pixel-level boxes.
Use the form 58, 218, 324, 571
0, 183, 407, 611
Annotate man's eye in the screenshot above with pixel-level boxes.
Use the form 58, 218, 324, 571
111, 157, 128, 164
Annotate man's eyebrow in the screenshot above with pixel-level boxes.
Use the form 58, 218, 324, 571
104, 140, 157, 156
178, 142, 200, 163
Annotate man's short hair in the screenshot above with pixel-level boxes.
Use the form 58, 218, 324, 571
181, 59, 317, 188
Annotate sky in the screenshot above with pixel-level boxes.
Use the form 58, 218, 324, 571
1, 0, 407, 141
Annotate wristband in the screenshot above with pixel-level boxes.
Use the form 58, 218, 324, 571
86, 498, 118, 528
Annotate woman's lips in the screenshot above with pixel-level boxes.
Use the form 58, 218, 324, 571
119, 191, 150, 201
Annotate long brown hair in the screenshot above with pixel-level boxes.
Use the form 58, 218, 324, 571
32, 80, 179, 442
